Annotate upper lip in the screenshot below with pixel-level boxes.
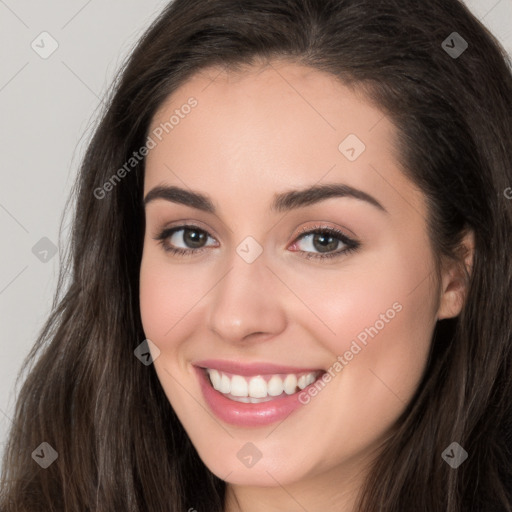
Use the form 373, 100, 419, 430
193, 359, 325, 376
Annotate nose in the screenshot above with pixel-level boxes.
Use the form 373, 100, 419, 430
206, 250, 287, 344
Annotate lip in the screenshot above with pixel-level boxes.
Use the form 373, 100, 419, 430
193, 358, 324, 376
193, 363, 326, 427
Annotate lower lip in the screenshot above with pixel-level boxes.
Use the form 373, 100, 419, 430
194, 366, 321, 427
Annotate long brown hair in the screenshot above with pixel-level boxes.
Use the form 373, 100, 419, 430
1, 0, 511, 510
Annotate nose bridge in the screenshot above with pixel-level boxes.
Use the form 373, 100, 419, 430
206, 242, 287, 342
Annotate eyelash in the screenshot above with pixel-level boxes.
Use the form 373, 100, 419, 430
153, 223, 360, 261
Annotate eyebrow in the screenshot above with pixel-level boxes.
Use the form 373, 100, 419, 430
143, 183, 388, 214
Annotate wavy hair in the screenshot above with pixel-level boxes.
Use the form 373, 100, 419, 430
1, 0, 511, 510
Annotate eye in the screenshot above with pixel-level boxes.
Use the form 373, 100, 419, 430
153, 225, 217, 256
289, 224, 360, 260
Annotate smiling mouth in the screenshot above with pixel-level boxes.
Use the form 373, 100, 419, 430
202, 368, 326, 403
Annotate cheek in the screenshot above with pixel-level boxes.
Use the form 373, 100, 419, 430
289, 239, 438, 417
325, 266, 436, 362
320, 244, 437, 423
139, 262, 173, 344
139, 247, 209, 344
279, 238, 437, 358
282, 249, 437, 467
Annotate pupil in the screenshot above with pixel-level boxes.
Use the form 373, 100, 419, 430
185, 229, 205, 248
313, 233, 337, 253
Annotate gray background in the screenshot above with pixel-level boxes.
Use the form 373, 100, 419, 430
1, 0, 511, 461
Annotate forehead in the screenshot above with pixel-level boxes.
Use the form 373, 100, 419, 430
147, 60, 391, 155
143, 60, 423, 218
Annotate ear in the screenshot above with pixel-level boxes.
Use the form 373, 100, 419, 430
437, 229, 475, 320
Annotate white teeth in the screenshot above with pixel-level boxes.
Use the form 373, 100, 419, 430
209, 369, 221, 390
306, 373, 316, 386
219, 372, 231, 394
297, 374, 307, 389
267, 375, 284, 396
205, 368, 322, 400
283, 374, 298, 395
230, 375, 248, 396
228, 395, 275, 403
248, 376, 267, 398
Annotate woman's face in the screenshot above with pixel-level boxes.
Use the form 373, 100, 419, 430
139, 61, 458, 502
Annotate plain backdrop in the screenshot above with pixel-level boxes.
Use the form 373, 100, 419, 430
1, 0, 511, 462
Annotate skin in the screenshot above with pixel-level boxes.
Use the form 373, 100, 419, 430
139, 59, 474, 512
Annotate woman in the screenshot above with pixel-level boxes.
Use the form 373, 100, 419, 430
1, 0, 511, 510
